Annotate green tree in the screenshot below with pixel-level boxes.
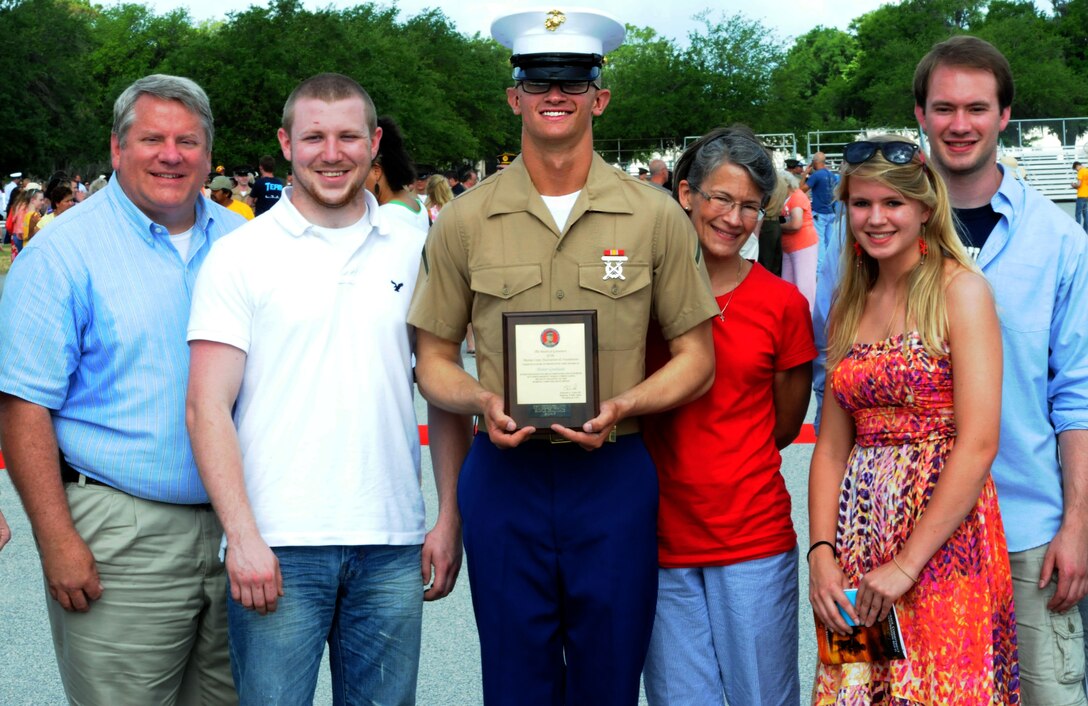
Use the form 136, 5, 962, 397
595, 25, 695, 149
683, 11, 785, 131
5, 0, 1088, 177
1053, 0, 1088, 75
848, 0, 983, 126
0, 0, 96, 174
977, 0, 1088, 117
768, 27, 859, 134
162, 0, 515, 170
400, 10, 518, 166
84, 4, 200, 158
173, 0, 355, 170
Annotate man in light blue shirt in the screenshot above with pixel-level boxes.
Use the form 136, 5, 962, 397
0, 75, 244, 705
930, 165, 1088, 559
816, 37, 1088, 704
915, 39, 1088, 706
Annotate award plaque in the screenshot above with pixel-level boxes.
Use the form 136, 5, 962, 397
502, 310, 599, 429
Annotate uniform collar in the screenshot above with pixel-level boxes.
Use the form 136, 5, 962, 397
485, 153, 635, 232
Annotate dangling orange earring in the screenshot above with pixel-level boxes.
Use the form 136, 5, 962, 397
853, 241, 863, 259
919, 237, 928, 259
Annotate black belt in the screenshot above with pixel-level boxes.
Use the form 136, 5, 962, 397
59, 456, 213, 510
526, 417, 642, 443
59, 457, 111, 488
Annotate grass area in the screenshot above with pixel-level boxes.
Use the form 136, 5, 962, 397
0, 244, 10, 274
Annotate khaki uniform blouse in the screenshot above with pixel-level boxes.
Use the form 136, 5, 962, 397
408, 153, 717, 401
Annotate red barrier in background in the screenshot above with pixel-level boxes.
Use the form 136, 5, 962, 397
417, 425, 817, 445
0, 425, 818, 472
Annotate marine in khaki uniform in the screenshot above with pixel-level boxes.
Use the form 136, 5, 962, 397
408, 8, 718, 705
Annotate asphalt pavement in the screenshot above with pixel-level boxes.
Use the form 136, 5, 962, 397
0, 349, 820, 705
0, 200, 1079, 704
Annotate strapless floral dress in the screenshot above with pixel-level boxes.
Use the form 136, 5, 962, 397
812, 333, 1020, 705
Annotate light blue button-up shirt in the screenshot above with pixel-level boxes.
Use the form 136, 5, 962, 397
0, 176, 245, 504
813, 166, 1088, 552
812, 209, 843, 434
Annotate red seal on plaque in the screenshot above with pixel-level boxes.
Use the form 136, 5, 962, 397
540, 328, 560, 347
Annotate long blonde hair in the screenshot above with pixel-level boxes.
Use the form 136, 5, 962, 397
426, 173, 454, 210
826, 135, 980, 366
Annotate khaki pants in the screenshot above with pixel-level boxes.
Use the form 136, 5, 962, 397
45, 479, 237, 706
1010, 543, 1088, 706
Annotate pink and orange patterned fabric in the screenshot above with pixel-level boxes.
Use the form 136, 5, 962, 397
813, 333, 1020, 705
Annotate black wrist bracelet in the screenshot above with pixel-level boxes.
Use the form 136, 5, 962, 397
807, 540, 836, 562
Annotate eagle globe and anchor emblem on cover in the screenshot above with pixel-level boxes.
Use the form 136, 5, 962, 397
544, 9, 566, 31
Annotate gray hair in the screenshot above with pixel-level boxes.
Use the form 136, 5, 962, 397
672, 126, 776, 206
781, 169, 800, 191
112, 74, 214, 149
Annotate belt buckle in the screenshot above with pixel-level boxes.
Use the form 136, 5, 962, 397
549, 432, 572, 445
549, 427, 617, 444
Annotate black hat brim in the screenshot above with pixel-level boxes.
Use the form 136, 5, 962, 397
512, 53, 602, 82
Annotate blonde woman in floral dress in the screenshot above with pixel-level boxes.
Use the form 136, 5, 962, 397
808, 135, 1019, 704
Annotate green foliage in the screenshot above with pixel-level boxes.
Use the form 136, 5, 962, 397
768, 27, 859, 133
595, 13, 785, 156
683, 11, 785, 131
0, 0, 96, 173
846, 0, 981, 126
1053, 0, 1088, 74
595, 25, 698, 144
0, 0, 1087, 179
397, 9, 519, 166
0, 0, 516, 176
86, 4, 200, 160
976, 0, 1088, 117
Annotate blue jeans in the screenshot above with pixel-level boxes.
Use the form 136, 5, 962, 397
813, 211, 837, 271
643, 548, 800, 706
1076, 198, 1088, 233
227, 544, 423, 706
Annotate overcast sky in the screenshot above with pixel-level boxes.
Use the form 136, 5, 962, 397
141, 0, 1055, 44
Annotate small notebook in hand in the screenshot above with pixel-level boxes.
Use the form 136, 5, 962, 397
816, 588, 907, 665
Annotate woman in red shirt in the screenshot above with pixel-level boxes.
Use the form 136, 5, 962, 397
643, 127, 817, 705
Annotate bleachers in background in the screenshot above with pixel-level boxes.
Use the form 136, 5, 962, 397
805, 122, 1088, 203
1003, 146, 1083, 201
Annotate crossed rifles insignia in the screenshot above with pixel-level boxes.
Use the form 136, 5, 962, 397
602, 249, 627, 280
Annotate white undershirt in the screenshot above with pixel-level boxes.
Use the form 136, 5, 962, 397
540, 190, 581, 232
168, 227, 194, 261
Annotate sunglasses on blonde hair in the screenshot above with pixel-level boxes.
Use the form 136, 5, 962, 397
843, 141, 921, 166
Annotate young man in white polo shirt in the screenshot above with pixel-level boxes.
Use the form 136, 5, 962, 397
185, 72, 469, 705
